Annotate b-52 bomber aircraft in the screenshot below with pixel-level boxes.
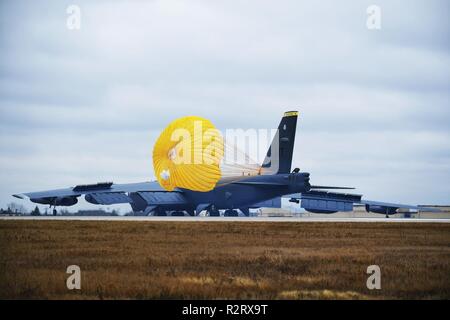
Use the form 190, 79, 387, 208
13, 111, 436, 217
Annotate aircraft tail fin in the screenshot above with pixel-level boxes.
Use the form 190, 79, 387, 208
261, 111, 298, 174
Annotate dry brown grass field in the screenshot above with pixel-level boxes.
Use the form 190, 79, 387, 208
0, 220, 449, 299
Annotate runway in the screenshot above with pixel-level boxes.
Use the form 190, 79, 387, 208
1, 215, 449, 223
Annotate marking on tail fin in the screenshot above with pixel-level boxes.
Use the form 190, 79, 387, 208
284, 111, 299, 117
261, 111, 298, 174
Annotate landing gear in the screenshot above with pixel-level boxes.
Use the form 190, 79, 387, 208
186, 210, 195, 217
50, 205, 57, 216
171, 211, 185, 216
239, 208, 250, 217
208, 210, 220, 217
207, 206, 220, 217
224, 209, 239, 217
154, 208, 167, 216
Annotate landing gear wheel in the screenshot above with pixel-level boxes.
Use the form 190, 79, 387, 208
171, 211, 185, 217
53, 208, 57, 216
155, 209, 167, 216
186, 210, 195, 216
224, 209, 238, 217
208, 208, 220, 217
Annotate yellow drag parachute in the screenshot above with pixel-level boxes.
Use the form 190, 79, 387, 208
153, 116, 224, 192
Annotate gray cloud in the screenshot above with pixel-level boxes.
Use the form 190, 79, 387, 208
0, 0, 449, 211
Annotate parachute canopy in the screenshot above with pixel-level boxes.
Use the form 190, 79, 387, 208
153, 116, 224, 192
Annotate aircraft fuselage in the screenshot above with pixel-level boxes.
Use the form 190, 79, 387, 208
173, 172, 310, 211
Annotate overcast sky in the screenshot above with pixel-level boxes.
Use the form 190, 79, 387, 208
0, 0, 449, 212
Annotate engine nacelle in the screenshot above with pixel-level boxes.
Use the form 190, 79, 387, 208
31, 196, 78, 207
305, 209, 338, 214
55, 197, 78, 206
365, 204, 398, 215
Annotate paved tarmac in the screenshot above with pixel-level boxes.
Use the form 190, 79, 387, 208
1, 216, 449, 223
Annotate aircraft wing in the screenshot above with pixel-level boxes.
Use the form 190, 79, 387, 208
13, 181, 187, 209
358, 200, 440, 213
285, 191, 440, 214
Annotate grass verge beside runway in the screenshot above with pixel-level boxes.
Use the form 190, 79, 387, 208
0, 220, 449, 299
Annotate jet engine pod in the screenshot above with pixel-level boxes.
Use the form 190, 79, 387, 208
153, 116, 224, 192
54, 196, 78, 206
31, 196, 78, 206
365, 204, 398, 215
305, 209, 338, 214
